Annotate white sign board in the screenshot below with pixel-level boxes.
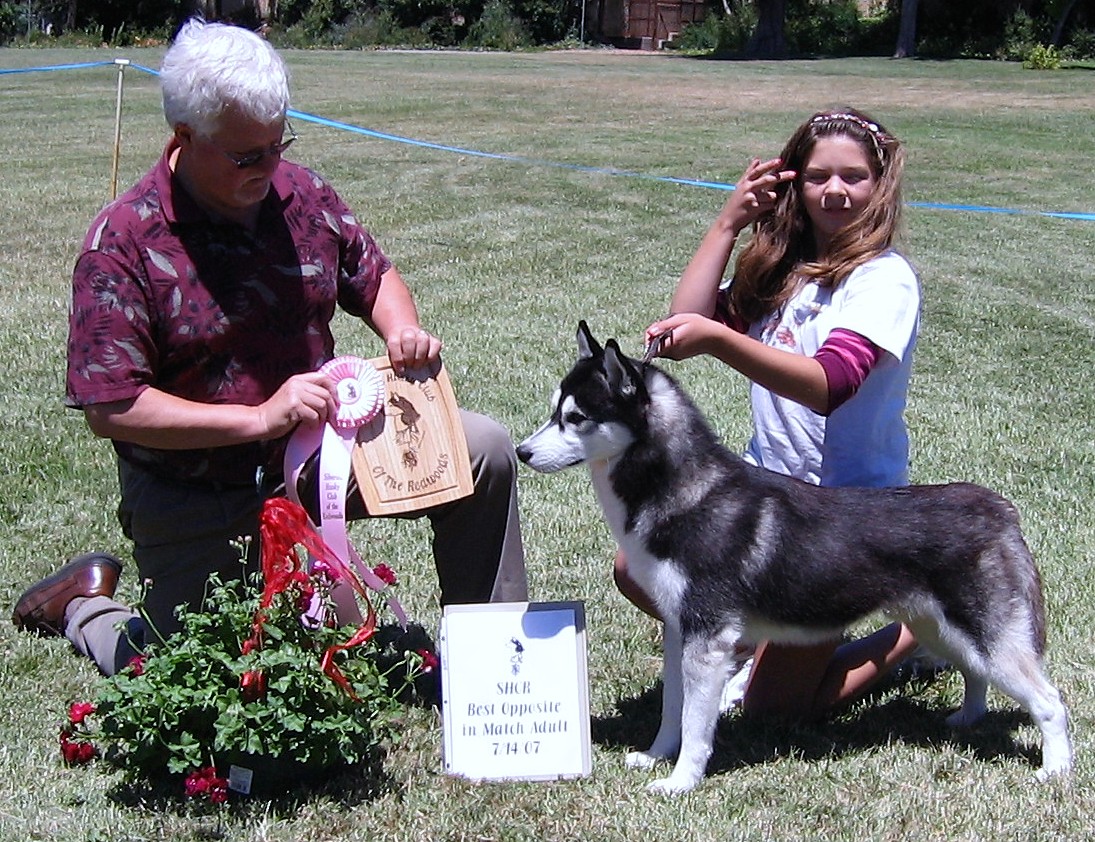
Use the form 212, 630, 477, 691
439, 601, 591, 782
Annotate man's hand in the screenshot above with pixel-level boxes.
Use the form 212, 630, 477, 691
255, 371, 337, 438
387, 325, 443, 375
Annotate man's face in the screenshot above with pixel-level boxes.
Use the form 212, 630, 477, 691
175, 109, 291, 220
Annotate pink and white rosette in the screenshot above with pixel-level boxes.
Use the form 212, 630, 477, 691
284, 356, 406, 626
323, 356, 385, 431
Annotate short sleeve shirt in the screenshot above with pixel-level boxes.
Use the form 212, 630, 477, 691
740, 250, 920, 488
66, 143, 391, 485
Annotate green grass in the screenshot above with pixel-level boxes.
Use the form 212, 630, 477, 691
1, 47, 1094, 841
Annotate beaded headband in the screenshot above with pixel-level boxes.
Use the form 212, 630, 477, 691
811, 111, 891, 163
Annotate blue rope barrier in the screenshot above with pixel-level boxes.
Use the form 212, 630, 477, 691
4, 60, 1093, 223
0, 60, 118, 74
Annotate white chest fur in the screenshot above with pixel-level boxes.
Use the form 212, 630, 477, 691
589, 459, 687, 623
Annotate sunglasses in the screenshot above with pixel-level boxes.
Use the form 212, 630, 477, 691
215, 120, 298, 169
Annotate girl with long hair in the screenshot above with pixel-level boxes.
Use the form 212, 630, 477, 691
618, 108, 925, 718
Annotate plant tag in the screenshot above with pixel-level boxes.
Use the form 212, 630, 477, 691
440, 601, 591, 782
227, 765, 254, 795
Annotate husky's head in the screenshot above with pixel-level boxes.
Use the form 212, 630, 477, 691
516, 321, 651, 473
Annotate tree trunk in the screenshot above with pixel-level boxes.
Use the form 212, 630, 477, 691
1051, 0, 1079, 47
65, 0, 78, 31
893, 0, 918, 58
746, 0, 786, 58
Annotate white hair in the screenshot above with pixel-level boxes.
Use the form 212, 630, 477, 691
160, 18, 290, 138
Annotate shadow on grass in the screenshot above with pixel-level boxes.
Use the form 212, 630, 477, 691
591, 676, 1041, 779
106, 755, 398, 821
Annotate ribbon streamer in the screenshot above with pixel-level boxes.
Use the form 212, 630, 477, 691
284, 356, 407, 626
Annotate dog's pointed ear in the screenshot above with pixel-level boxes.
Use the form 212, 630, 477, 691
576, 320, 602, 360
604, 339, 645, 400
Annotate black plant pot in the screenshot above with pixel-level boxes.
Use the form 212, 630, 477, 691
215, 751, 346, 798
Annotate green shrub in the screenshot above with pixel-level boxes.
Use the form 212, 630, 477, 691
786, 0, 862, 56
1023, 43, 1061, 69
510, 0, 571, 44
670, 11, 733, 53
1064, 27, 1095, 60
466, 0, 531, 50
341, 11, 425, 48
679, 5, 757, 56
1000, 8, 1044, 61
0, 1, 22, 42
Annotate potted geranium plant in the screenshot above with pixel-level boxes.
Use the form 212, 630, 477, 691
59, 497, 436, 799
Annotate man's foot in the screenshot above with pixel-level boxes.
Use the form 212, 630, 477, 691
12, 552, 123, 637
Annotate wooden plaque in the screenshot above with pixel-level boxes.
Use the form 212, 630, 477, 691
350, 357, 474, 516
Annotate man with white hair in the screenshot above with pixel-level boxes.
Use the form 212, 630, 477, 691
12, 18, 527, 674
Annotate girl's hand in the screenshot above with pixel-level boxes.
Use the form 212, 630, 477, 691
719, 157, 797, 235
644, 313, 720, 362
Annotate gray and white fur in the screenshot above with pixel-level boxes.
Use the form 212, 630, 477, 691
516, 321, 1072, 795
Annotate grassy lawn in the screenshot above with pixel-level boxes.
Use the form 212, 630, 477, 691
0, 47, 1093, 841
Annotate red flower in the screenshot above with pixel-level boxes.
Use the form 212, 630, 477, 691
310, 558, 339, 583
184, 766, 230, 802
59, 728, 96, 765
68, 701, 96, 725
241, 669, 267, 703
126, 655, 146, 676
372, 563, 398, 586
416, 648, 439, 674
184, 771, 210, 796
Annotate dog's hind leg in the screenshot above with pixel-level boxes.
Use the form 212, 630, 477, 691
627, 623, 683, 771
909, 618, 1072, 780
648, 633, 733, 795
947, 672, 989, 729
903, 618, 990, 728
983, 651, 1072, 780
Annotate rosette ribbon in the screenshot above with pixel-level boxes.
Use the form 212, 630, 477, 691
284, 356, 407, 628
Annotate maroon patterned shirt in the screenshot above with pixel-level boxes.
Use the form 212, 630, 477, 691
66, 142, 391, 485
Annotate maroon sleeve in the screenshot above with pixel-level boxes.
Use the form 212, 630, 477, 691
66, 222, 157, 409
814, 328, 884, 414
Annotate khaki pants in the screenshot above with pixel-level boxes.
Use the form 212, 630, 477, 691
65, 410, 527, 675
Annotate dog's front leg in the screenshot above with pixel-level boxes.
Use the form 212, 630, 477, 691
626, 622, 683, 770
648, 635, 728, 795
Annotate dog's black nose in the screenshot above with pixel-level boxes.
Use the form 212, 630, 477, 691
515, 444, 531, 463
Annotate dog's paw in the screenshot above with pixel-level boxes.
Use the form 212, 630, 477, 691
646, 773, 700, 796
1034, 759, 1073, 783
625, 750, 662, 770
945, 705, 986, 730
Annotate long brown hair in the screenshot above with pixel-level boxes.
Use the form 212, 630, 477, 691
728, 108, 905, 324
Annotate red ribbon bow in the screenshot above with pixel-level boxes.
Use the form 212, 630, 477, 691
246, 497, 378, 700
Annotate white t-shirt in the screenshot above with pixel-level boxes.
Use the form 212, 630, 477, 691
740, 250, 920, 488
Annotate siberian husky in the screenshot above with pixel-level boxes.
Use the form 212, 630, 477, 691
515, 322, 1071, 794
